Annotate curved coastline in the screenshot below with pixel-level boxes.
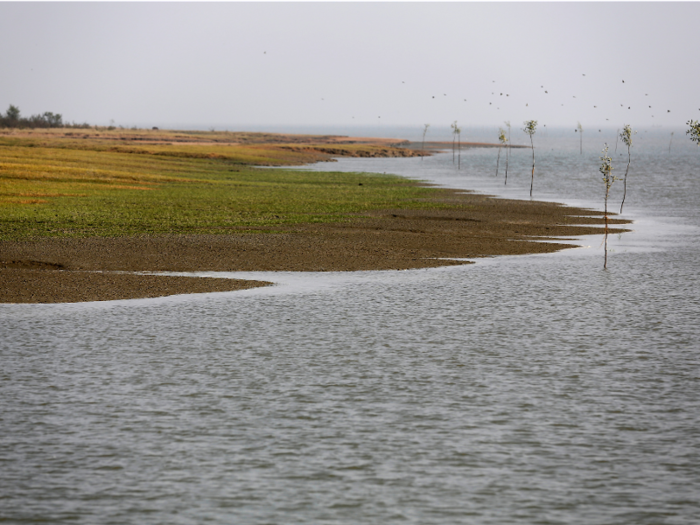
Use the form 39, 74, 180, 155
1, 190, 628, 304
0, 131, 629, 304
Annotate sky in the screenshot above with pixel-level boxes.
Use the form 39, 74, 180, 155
1, 2, 698, 132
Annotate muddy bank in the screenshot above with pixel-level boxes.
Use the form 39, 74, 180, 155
1, 189, 628, 304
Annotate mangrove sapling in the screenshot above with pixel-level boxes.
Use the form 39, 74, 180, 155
615, 128, 620, 153
421, 124, 430, 160
599, 144, 618, 269
687, 119, 700, 146
496, 128, 507, 178
577, 121, 583, 154
618, 124, 636, 214
669, 132, 674, 153
456, 124, 462, 170
504, 121, 511, 184
450, 121, 458, 164
523, 120, 538, 197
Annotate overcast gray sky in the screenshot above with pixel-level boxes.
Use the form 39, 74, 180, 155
1, 2, 698, 130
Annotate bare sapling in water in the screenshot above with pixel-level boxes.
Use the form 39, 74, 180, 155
496, 128, 507, 179
421, 124, 430, 160
686, 120, 700, 146
669, 132, 674, 154
456, 124, 462, 170
450, 121, 458, 164
504, 121, 511, 184
599, 144, 618, 269
577, 121, 583, 154
618, 124, 636, 213
523, 120, 538, 197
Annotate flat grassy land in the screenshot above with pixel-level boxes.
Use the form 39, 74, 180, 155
0, 128, 434, 241
1, 127, 631, 303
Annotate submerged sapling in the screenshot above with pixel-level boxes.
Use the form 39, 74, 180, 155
599, 144, 618, 269
669, 131, 674, 153
686, 120, 700, 146
523, 120, 538, 197
450, 121, 458, 164
456, 123, 462, 170
577, 121, 583, 154
496, 127, 507, 179
504, 120, 511, 183
618, 124, 636, 213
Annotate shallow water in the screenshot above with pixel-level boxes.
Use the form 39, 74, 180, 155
2, 132, 699, 524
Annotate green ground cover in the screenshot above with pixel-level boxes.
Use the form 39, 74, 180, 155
0, 133, 444, 241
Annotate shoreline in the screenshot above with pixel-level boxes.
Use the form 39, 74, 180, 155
1, 129, 630, 303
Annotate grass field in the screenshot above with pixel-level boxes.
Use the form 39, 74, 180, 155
0, 128, 443, 241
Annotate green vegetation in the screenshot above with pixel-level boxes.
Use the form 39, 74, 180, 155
687, 120, 700, 146
0, 131, 442, 241
0, 104, 74, 129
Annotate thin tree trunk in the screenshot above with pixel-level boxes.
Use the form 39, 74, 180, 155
604, 187, 609, 269
496, 146, 501, 177
505, 130, 510, 185
580, 131, 583, 154
619, 145, 631, 213
615, 129, 620, 153
458, 132, 461, 170
529, 135, 535, 197
452, 135, 456, 164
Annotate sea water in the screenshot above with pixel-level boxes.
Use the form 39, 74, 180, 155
1, 130, 699, 524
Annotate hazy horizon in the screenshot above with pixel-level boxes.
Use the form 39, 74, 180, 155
2, 2, 698, 131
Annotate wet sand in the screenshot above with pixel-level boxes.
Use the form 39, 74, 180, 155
1, 189, 628, 304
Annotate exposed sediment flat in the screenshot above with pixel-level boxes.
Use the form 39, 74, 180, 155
1, 189, 628, 303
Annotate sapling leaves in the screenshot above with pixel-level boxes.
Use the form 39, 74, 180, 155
687, 120, 700, 146
618, 124, 636, 214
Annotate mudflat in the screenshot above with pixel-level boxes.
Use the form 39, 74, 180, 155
1, 189, 627, 303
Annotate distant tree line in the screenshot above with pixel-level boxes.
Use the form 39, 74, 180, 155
0, 104, 90, 129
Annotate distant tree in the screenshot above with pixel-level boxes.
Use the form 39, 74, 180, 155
523, 120, 538, 197
1, 105, 64, 129
687, 119, 700, 146
618, 124, 636, 213
5, 104, 20, 122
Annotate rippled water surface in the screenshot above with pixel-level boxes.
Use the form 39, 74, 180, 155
2, 131, 699, 524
